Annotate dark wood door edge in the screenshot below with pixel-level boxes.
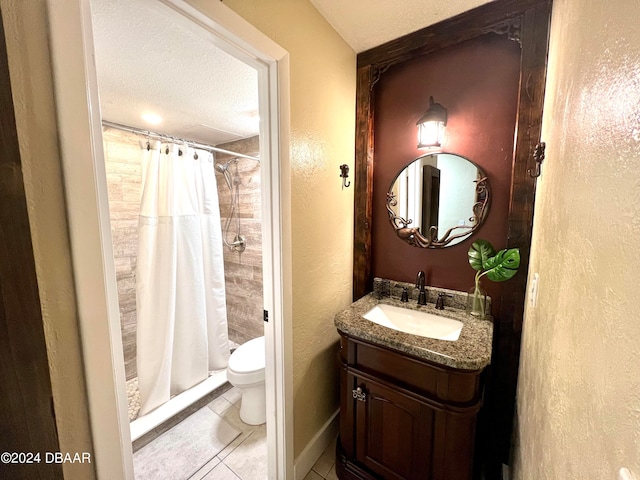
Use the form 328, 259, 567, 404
0, 8, 63, 479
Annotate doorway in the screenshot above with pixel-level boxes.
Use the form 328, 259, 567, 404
46, 0, 292, 478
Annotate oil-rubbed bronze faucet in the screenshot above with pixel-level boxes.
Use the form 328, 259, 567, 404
395, 283, 409, 302
400, 287, 409, 302
435, 292, 453, 310
415, 271, 427, 305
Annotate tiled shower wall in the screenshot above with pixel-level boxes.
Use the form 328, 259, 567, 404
215, 136, 264, 345
103, 127, 141, 380
103, 127, 263, 381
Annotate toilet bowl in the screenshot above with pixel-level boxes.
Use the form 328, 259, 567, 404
227, 336, 266, 425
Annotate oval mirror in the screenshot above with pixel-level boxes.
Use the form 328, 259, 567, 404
387, 153, 490, 248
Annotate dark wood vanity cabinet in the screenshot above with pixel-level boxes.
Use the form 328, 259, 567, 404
336, 332, 484, 480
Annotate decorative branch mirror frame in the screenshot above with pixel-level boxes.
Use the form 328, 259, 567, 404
386, 154, 491, 248
351, 0, 552, 473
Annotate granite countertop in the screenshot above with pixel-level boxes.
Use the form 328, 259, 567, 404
334, 288, 493, 371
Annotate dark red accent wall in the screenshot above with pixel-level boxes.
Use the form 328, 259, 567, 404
371, 34, 521, 315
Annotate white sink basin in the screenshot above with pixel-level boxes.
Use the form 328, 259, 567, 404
363, 304, 463, 341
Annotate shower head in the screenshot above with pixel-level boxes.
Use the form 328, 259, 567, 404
215, 161, 234, 190
215, 158, 239, 172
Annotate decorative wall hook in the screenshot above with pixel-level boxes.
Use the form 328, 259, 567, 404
339, 164, 351, 189
528, 142, 546, 178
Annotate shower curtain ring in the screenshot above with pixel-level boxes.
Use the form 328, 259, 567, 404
146, 141, 150, 151
194, 152, 199, 160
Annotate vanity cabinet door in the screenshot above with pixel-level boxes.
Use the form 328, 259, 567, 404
338, 334, 480, 480
351, 373, 436, 480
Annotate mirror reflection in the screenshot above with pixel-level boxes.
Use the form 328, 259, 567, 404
387, 153, 490, 248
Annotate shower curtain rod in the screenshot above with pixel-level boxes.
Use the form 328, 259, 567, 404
101, 120, 260, 161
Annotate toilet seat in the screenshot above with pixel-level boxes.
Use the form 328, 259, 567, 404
227, 336, 265, 386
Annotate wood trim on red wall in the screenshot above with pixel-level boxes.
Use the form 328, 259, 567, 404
352, 0, 552, 473
491, 1, 553, 467
352, 65, 375, 299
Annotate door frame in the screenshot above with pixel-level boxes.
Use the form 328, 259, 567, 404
46, 0, 293, 478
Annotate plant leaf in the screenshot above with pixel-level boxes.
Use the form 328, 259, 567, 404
483, 248, 521, 282
468, 239, 496, 271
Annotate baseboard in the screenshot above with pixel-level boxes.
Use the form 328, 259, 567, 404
293, 408, 340, 480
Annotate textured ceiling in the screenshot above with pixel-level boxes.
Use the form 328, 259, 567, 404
90, 0, 259, 146
309, 0, 494, 53
89, 0, 494, 147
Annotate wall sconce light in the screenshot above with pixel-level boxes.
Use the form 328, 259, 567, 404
417, 96, 447, 148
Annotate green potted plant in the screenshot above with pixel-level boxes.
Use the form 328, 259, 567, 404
467, 239, 521, 317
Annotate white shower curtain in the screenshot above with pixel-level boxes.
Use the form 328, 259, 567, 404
136, 140, 230, 416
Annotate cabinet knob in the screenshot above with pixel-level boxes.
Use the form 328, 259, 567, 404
352, 386, 367, 402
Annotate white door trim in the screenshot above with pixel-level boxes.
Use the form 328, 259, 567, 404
46, 0, 292, 478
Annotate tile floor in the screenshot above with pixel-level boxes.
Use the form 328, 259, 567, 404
134, 385, 339, 480
302, 435, 339, 480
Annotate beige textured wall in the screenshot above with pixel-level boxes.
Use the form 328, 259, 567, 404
514, 0, 640, 478
205, 0, 356, 457
1, 1, 95, 479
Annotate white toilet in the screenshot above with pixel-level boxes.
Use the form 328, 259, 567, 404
227, 336, 266, 425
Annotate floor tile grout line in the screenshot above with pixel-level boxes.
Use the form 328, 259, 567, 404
212, 398, 259, 463
188, 457, 219, 480
220, 460, 244, 480
220, 426, 259, 466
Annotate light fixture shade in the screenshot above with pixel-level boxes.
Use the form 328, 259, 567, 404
417, 96, 447, 148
